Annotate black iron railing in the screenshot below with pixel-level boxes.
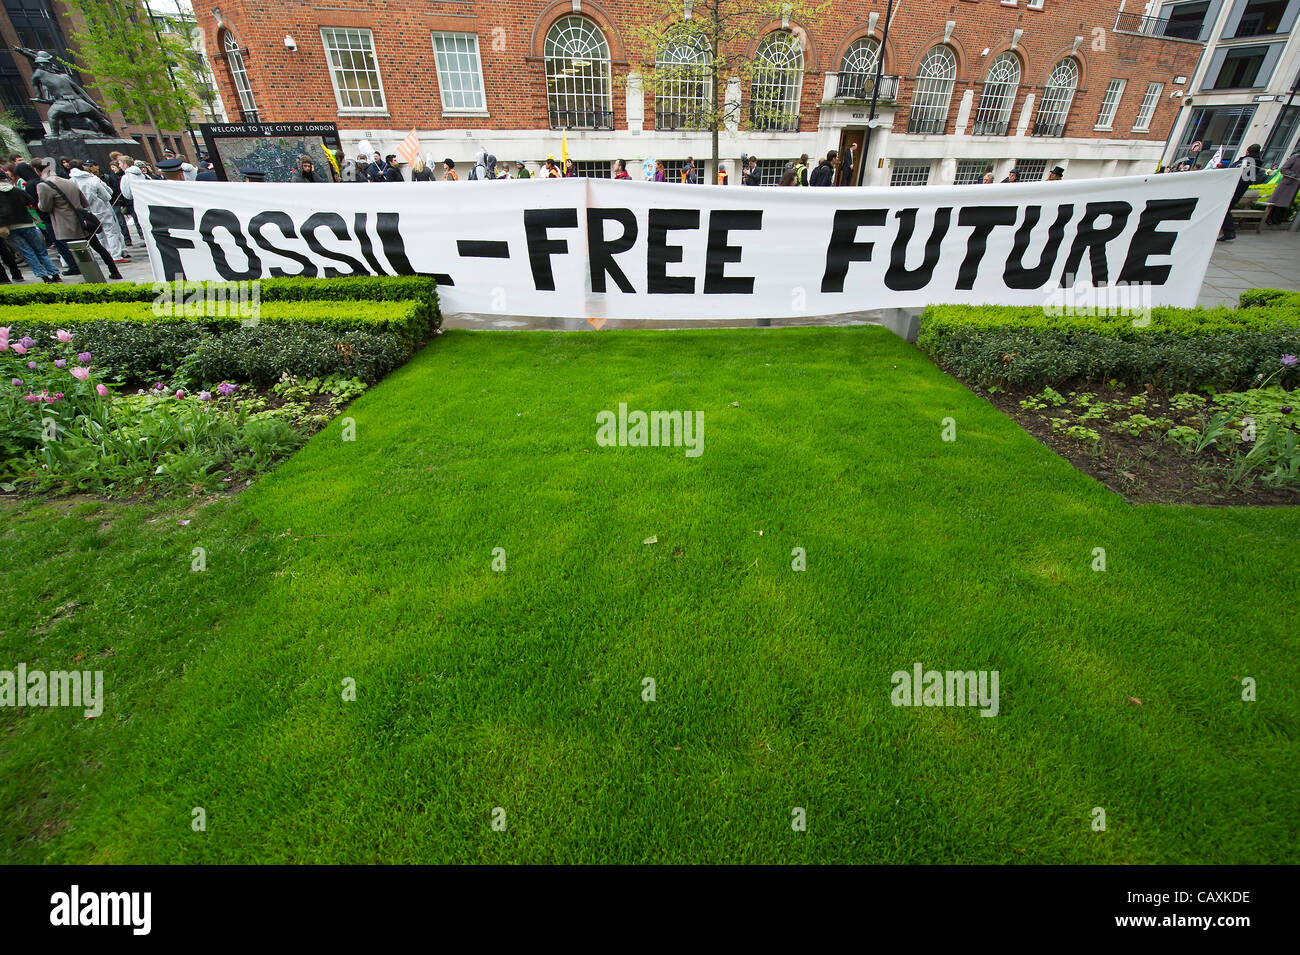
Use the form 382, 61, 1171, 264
549, 108, 614, 130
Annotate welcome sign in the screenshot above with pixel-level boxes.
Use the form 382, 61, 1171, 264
133, 171, 1239, 321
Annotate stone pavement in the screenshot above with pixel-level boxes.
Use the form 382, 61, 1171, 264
8, 222, 1299, 321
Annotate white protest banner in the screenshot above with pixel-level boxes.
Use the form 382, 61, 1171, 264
133, 171, 1239, 322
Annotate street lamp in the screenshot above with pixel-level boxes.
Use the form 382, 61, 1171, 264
860, 0, 896, 186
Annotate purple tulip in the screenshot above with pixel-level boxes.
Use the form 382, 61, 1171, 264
217, 382, 237, 397
77, 352, 91, 364
198, 391, 212, 402
18, 337, 35, 349
1282, 405, 1294, 415
11, 378, 22, 387
26, 362, 35, 370
53, 358, 66, 368
154, 382, 165, 391
175, 389, 186, 399
1282, 354, 1299, 367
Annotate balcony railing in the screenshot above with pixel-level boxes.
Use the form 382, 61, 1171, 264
654, 109, 709, 131
907, 114, 947, 135
549, 108, 614, 130
835, 72, 900, 101
970, 118, 1010, 136
1113, 11, 1205, 41
1031, 119, 1066, 137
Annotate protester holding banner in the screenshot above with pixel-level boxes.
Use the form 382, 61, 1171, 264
1219, 143, 1261, 241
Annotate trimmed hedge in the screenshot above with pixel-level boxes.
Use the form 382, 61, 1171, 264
1, 299, 430, 343
5, 300, 423, 384
0, 274, 440, 340
918, 304, 1300, 391
1239, 288, 1300, 309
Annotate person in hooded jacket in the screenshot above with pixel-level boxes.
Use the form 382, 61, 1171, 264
470, 149, 497, 181
288, 154, 320, 183
69, 160, 127, 261
36, 158, 122, 280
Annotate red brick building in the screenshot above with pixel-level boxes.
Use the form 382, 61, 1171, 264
192, 0, 1203, 183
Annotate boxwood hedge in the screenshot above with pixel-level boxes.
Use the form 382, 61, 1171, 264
918, 303, 1300, 391
4, 300, 423, 384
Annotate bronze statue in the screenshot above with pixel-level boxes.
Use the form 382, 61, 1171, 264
16, 48, 117, 137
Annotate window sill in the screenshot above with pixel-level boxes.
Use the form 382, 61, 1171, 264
337, 108, 390, 117
1131, 126, 1153, 133
1094, 125, 1114, 131
442, 109, 490, 118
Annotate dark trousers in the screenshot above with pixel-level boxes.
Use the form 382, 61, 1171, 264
1221, 180, 1251, 238
0, 237, 21, 277
57, 232, 121, 279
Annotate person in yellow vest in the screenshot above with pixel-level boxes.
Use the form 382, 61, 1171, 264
680, 157, 697, 183
717, 164, 729, 185
795, 153, 809, 186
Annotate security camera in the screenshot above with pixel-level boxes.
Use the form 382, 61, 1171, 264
981, 48, 990, 56
284, 34, 297, 52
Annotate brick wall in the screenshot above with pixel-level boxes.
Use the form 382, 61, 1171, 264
193, 0, 1201, 145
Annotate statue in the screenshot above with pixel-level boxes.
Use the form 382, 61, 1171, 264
15, 48, 117, 137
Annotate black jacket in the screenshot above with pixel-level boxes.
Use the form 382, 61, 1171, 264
0, 183, 35, 228
809, 161, 834, 187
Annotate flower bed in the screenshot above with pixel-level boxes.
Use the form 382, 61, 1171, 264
0, 276, 440, 496
916, 296, 1300, 504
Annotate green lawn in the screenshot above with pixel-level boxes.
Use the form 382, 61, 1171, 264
2, 326, 1297, 863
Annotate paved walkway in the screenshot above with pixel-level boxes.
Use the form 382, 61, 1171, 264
12, 225, 1300, 318
1195, 230, 1300, 308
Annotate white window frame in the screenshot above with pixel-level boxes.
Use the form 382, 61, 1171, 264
431, 32, 488, 116
1133, 82, 1162, 132
890, 159, 933, 186
1095, 78, 1125, 130
1027, 0, 1045, 8
321, 26, 388, 115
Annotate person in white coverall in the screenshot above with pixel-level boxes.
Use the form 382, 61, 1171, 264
68, 160, 127, 260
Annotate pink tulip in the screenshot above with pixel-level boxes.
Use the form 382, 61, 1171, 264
69, 366, 90, 381
175, 389, 186, 399
11, 343, 25, 355
22, 393, 38, 403
0, 341, 7, 352
55, 330, 73, 343
96, 383, 109, 397
0, 326, 9, 338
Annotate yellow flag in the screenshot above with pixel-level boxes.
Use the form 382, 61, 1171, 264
561, 130, 568, 167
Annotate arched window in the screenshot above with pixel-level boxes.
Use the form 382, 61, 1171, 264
972, 52, 1020, 136
545, 16, 612, 129
749, 31, 803, 132
837, 37, 880, 99
222, 31, 258, 122
908, 45, 956, 134
1034, 58, 1079, 137
655, 30, 712, 131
